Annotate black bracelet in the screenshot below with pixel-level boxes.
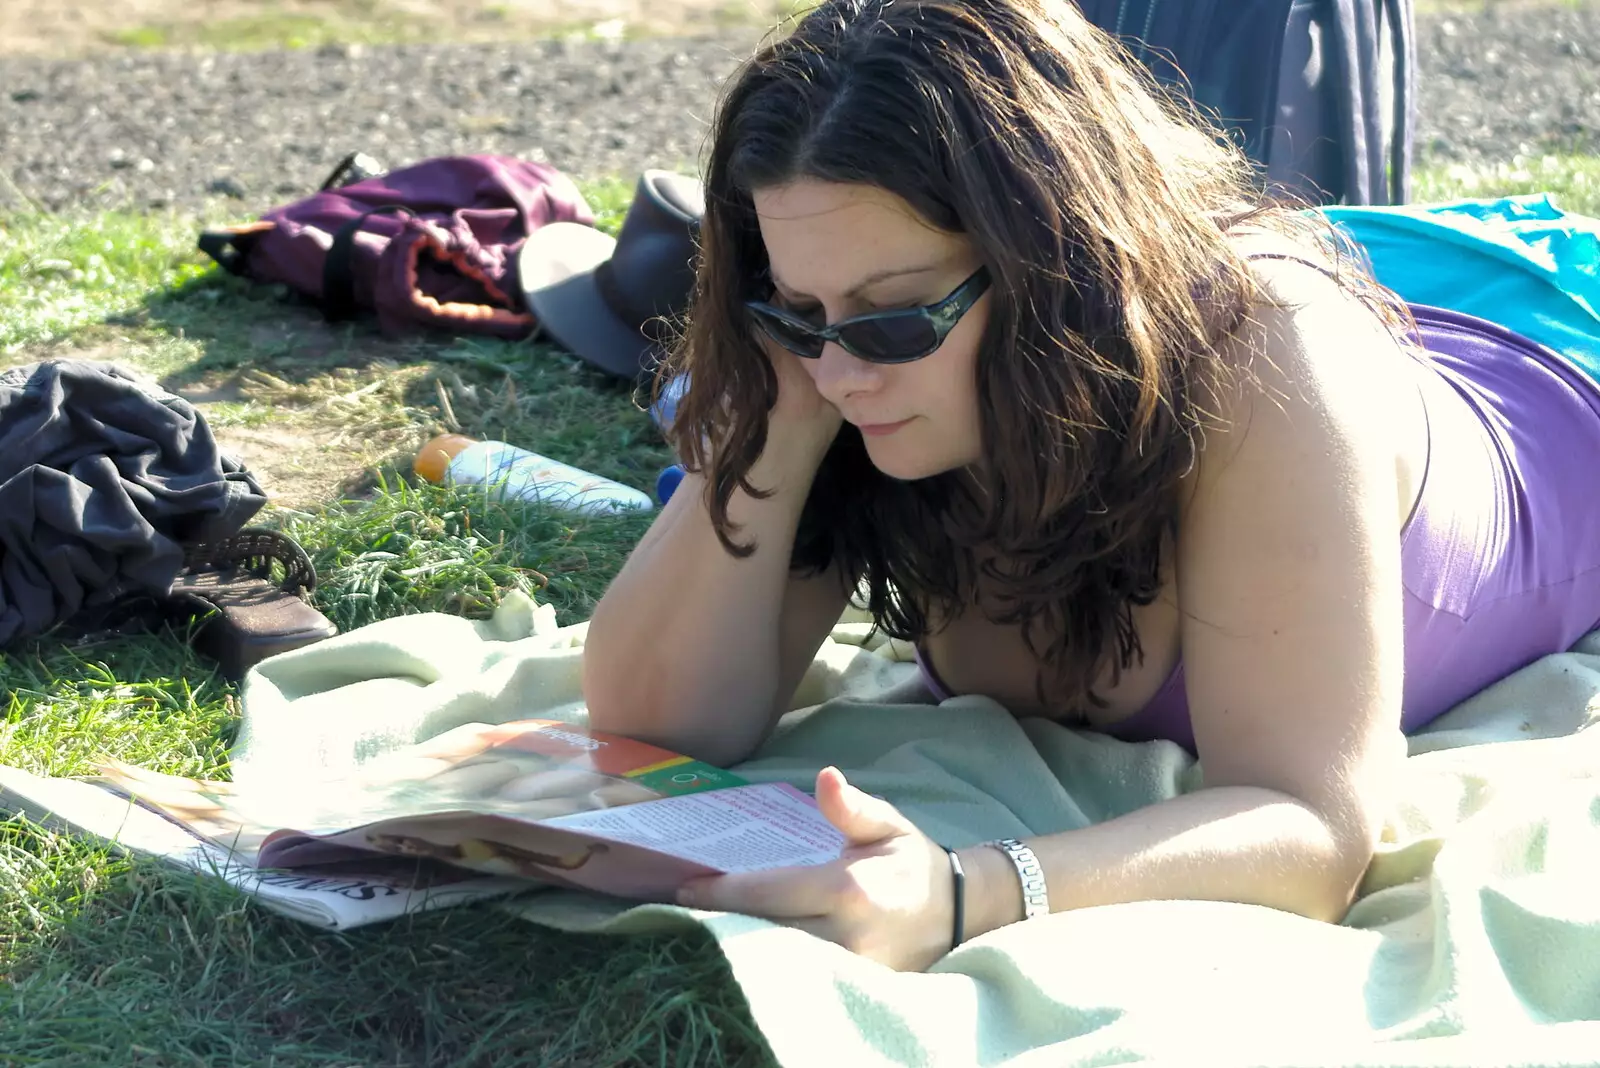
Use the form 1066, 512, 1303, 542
944, 846, 966, 951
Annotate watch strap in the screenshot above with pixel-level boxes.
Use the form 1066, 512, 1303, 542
989, 837, 1050, 920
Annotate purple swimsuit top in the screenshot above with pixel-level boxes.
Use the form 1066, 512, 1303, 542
916, 303, 1600, 753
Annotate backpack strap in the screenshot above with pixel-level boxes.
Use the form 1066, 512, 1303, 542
322, 205, 413, 322
1344, 0, 1384, 204
318, 151, 386, 191
198, 230, 248, 275
197, 220, 276, 276
1383, 0, 1416, 205
1327, 0, 1414, 206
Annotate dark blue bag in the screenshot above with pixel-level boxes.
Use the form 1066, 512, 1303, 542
1077, 0, 1415, 206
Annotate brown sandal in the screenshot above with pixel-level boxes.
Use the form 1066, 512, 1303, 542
168, 529, 338, 680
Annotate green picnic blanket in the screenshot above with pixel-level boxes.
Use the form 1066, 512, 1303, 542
233, 592, 1600, 1067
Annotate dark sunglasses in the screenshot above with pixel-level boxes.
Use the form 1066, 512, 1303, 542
744, 266, 991, 364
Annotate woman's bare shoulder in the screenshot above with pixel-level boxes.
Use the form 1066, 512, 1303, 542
1184, 228, 1426, 528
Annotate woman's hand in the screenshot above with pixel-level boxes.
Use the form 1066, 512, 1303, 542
761, 333, 844, 454
675, 767, 957, 972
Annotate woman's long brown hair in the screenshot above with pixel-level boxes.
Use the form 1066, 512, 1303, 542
657, 0, 1402, 715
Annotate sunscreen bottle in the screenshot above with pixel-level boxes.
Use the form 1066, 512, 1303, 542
414, 434, 654, 516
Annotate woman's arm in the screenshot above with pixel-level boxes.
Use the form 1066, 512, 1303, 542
582, 422, 851, 769
962, 260, 1413, 932
956, 784, 1378, 937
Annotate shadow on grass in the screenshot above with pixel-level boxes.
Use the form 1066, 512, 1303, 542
139, 268, 664, 432
125, 265, 672, 510
0, 852, 774, 1068
135, 269, 436, 392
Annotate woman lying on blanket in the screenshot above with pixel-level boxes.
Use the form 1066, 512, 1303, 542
581, 0, 1600, 970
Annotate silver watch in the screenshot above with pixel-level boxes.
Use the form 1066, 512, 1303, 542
989, 838, 1050, 919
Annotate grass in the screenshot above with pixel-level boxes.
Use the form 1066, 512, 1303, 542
0, 153, 1597, 1064
96, 0, 815, 55
1413, 152, 1600, 211
104, 12, 363, 52
0, 209, 218, 354
100, 3, 597, 52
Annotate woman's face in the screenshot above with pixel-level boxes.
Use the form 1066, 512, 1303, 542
752, 179, 988, 480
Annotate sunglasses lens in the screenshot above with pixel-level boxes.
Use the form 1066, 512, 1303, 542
838, 313, 938, 363
750, 308, 825, 358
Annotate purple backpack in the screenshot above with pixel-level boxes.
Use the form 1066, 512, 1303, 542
199, 154, 595, 340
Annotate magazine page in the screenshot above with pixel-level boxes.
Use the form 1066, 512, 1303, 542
242, 721, 849, 901
540, 781, 848, 873
265, 781, 849, 903
69, 718, 739, 869
50, 720, 852, 904
0, 764, 528, 930
94, 719, 751, 856
80, 759, 281, 863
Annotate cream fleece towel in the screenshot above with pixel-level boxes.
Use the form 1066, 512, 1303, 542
234, 593, 1600, 1068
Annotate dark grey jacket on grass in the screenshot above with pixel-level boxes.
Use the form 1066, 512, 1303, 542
0, 360, 267, 645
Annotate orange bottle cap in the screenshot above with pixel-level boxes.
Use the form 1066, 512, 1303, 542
414, 433, 477, 484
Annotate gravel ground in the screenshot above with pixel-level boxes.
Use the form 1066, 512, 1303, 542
0, 4, 1597, 216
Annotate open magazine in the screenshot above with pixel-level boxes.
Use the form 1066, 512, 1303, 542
0, 719, 847, 930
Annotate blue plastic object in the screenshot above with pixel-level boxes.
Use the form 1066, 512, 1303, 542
656, 464, 686, 505
650, 373, 690, 434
